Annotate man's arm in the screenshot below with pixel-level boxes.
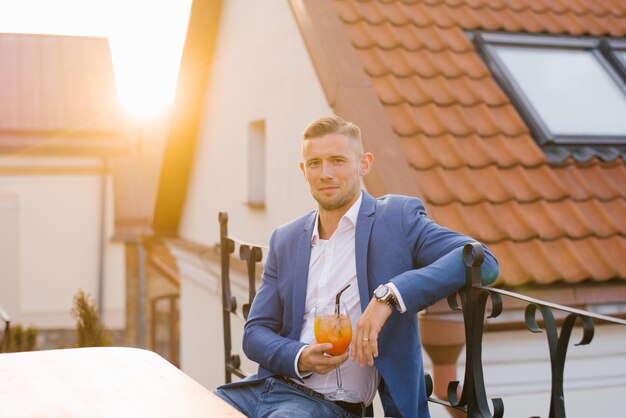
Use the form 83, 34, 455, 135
242, 229, 348, 378
351, 197, 499, 367
391, 198, 499, 314
242, 230, 307, 377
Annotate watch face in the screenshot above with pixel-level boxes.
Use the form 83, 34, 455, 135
374, 285, 389, 299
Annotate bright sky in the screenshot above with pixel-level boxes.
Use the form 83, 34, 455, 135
0, 0, 193, 118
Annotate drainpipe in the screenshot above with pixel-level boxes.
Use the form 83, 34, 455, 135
97, 157, 108, 320
136, 239, 146, 348
133, 127, 147, 348
419, 314, 466, 418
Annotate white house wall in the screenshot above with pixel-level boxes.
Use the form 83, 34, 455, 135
0, 158, 125, 331
180, 0, 332, 248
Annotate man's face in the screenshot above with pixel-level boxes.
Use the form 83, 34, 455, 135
300, 133, 372, 212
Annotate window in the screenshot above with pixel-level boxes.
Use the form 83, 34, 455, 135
473, 33, 626, 148
247, 120, 266, 208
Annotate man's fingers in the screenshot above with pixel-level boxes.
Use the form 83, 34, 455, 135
315, 352, 348, 374
369, 329, 379, 358
352, 298, 393, 368
362, 328, 376, 366
358, 327, 370, 368
308, 342, 332, 353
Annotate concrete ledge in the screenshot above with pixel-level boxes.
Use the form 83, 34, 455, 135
0, 347, 243, 417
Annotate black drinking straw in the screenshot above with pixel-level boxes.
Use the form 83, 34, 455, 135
334, 284, 351, 315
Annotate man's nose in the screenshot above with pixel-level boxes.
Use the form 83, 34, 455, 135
320, 161, 333, 179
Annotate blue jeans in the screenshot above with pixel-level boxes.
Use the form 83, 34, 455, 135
214, 376, 361, 418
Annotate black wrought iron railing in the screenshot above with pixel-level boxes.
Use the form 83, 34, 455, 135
219, 212, 264, 383
0, 304, 10, 352
434, 243, 626, 418
218, 212, 626, 416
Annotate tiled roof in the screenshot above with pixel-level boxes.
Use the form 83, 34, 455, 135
328, 0, 626, 286
0, 33, 126, 154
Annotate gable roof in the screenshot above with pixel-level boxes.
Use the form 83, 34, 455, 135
291, 0, 626, 287
0, 33, 127, 155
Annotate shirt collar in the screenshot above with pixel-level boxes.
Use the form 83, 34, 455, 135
311, 191, 363, 246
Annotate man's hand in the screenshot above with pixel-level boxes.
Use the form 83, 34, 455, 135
297, 343, 349, 375
351, 299, 392, 368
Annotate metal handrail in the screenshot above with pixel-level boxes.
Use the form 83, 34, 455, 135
427, 243, 626, 418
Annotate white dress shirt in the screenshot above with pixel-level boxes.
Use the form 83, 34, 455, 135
295, 194, 379, 405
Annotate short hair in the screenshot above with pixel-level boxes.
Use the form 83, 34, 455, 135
302, 116, 364, 154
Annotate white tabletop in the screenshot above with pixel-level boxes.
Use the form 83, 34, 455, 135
0, 347, 244, 418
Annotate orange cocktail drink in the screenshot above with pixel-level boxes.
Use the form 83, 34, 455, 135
314, 314, 352, 356
313, 299, 358, 402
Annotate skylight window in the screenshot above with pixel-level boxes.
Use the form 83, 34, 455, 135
493, 46, 626, 136
473, 33, 626, 148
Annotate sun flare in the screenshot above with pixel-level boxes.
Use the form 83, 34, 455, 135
0, 0, 192, 120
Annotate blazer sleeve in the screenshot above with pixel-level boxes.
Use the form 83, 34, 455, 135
242, 229, 307, 378
389, 198, 500, 314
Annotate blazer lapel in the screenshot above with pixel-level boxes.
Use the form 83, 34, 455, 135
355, 191, 376, 313
291, 211, 316, 337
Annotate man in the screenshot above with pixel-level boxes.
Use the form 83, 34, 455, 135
215, 116, 499, 417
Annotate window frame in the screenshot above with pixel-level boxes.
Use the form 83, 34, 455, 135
472, 32, 626, 146
601, 38, 626, 83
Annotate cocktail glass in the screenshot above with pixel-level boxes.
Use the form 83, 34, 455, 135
314, 301, 359, 402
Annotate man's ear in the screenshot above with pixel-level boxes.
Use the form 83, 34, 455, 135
299, 161, 306, 178
359, 152, 373, 176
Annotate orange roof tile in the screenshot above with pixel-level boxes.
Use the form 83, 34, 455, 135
374, 74, 508, 107
490, 237, 626, 286
325, 0, 626, 286
399, 133, 545, 169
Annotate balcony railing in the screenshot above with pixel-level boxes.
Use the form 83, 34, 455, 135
218, 212, 626, 417
219, 212, 263, 383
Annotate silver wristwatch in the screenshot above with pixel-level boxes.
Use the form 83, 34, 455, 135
373, 284, 398, 310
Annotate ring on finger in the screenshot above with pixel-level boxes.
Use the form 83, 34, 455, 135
362, 337, 369, 341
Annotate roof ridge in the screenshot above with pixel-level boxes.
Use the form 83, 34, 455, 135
398, 0, 626, 19
424, 194, 626, 207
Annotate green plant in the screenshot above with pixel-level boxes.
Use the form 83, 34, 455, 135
71, 289, 112, 347
1, 324, 38, 353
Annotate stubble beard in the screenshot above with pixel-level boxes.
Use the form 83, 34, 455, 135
313, 180, 361, 211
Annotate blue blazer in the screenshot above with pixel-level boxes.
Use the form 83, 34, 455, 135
240, 192, 499, 417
